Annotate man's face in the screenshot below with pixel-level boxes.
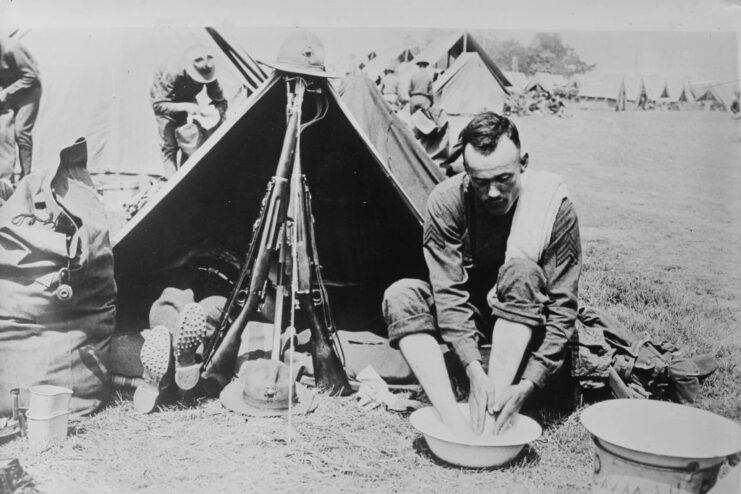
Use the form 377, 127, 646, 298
463, 137, 527, 216
192, 53, 215, 78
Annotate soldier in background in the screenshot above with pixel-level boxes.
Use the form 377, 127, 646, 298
407, 59, 434, 116
379, 66, 401, 112
150, 45, 228, 178
0, 36, 42, 182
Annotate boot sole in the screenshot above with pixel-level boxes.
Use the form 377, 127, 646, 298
134, 325, 171, 413
174, 303, 207, 391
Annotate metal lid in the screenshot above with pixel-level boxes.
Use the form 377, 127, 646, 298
581, 399, 741, 461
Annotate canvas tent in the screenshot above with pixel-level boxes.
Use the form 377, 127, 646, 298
361, 46, 415, 84
8, 28, 268, 177
690, 81, 738, 111
339, 72, 444, 201
399, 32, 510, 95
677, 83, 693, 103
523, 72, 553, 95
616, 79, 627, 111
431, 52, 509, 115
502, 71, 528, 92
113, 72, 441, 335
636, 79, 648, 109
574, 72, 622, 109
659, 82, 670, 100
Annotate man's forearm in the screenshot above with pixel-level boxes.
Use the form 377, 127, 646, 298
423, 198, 481, 368
488, 318, 533, 393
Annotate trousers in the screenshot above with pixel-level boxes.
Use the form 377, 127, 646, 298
382, 258, 549, 348
0, 85, 42, 179
155, 116, 185, 179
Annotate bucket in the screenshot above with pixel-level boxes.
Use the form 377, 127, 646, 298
28, 385, 72, 417
581, 400, 741, 494
26, 411, 70, 447
592, 437, 724, 494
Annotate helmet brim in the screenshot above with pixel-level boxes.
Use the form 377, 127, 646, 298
263, 60, 342, 79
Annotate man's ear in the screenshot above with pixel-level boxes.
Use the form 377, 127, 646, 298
519, 153, 529, 172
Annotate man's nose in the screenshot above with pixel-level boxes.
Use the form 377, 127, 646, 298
487, 184, 502, 199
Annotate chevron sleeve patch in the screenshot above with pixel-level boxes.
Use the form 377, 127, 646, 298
555, 227, 579, 266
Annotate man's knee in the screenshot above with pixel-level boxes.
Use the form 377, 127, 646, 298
488, 258, 548, 326
382, 278, 436, 349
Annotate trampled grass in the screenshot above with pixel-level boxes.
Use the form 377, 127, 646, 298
1, 110, 739, 493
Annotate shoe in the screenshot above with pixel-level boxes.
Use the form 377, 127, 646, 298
173, 303, 207, 391
133, 326, 171, 413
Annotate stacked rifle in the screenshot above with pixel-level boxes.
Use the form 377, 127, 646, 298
200, 76, 351, 396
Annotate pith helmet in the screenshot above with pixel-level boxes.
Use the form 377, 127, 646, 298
264, 29, 341, 78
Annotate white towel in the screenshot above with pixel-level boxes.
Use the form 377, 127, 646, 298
505, 170, 568, 263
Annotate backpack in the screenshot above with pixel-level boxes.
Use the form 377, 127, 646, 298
0, 138, 116, 416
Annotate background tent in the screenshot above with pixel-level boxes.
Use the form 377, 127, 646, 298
574, 72, 622, 109
361, 46, 415, 84
11, 28, 267, 177
641, 74, 666, 104
616, 79, 627, 111
659, 82, 670, 99
523, 72, 554, 96
431, 52, 508, 115
690, 81, 738, 111
502, 70, 528, 93
113, 73, 437, 336
636, 79, 648, 109
398, 32, 510, 96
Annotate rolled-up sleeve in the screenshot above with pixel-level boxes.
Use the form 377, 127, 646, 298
522, 198, 581, 388
206, 80, 228, 116
423, 188, 482, 368
151, 68, 185, 117
1, 40, 40, 98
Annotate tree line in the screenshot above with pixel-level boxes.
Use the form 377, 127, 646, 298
402, 30, 596, 77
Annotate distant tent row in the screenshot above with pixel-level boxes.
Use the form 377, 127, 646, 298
574, 72, 738, 111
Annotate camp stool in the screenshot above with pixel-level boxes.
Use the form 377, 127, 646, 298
173, 303, 208, 391
133, 326, 172, 414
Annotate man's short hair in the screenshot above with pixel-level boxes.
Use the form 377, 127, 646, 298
458, 111, 521, 155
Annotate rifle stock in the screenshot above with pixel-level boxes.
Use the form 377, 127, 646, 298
300, 294, 351, 396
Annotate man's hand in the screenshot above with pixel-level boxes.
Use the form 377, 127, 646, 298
179, 102, 201, 117
491, 379, 535, 434
465, 361, 495, 434
0, 90, 7, 105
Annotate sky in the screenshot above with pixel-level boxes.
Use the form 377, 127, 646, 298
1, 0, 739, 85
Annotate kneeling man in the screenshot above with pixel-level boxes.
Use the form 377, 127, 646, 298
383, 112, 580, 435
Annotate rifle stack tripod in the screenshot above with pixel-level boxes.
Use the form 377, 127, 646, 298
200, 76, 351, 397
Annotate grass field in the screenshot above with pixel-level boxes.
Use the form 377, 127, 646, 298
2, 110, 740, 493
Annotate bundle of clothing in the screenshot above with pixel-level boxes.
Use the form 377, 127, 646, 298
572, 306, 718, 404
